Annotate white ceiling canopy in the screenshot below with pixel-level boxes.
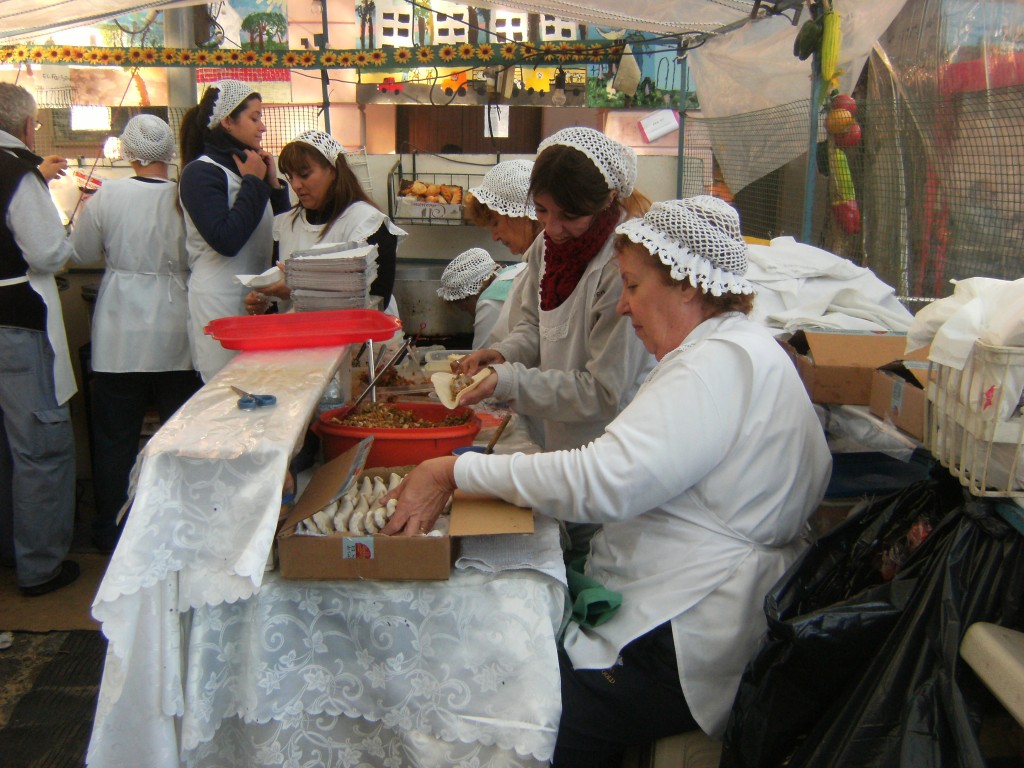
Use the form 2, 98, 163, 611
0, 0, 802, 42
0, 0, 202, 42
464, 0, 796, 35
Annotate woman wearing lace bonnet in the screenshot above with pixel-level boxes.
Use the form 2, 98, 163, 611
243, 129, 407, 316
178, 79, 291, 381
382, 196, 831, 766
451, 128, 657, 554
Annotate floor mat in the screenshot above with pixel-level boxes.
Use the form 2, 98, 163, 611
0, 630, 105, 767
0, 555, 108, 632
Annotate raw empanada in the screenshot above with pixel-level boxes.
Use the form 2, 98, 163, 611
430, 369, 491, 409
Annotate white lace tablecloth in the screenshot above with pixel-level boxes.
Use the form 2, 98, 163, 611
87, 349, 569, 768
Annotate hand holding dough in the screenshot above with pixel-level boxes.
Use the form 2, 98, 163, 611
431, 369, 491, 409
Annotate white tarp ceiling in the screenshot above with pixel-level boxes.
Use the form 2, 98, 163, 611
0, 1, 203, 42
1, 0, 778, 42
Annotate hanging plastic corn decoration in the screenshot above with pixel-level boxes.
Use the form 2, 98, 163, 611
828, 146, 854, 202
819, 9, 841, 98
828, 145, 861, 234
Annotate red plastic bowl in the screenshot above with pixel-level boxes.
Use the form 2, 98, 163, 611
316, 402, 481, 467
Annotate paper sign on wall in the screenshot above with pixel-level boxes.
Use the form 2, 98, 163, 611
484, 105, 509, 138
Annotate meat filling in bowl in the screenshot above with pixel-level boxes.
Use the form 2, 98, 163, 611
331, 402, 472, 429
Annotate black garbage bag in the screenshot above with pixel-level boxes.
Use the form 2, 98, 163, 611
721, 473, 1024, 768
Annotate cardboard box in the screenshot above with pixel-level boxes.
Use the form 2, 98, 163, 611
277, 438, 533, 581
780, 329, 928, 405
869, 361, 931, 440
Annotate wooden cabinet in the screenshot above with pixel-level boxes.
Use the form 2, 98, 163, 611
396, 105, 541, 154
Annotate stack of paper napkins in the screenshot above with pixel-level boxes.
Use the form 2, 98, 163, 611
285, 241, 379, 312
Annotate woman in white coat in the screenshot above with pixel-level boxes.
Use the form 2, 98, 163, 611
436, 247, 525, 349
71, 114, 201, 552
243, 130, 406, 316
382, 197, 832, 766
178, 79, 291, 381
463, 158, 542, 346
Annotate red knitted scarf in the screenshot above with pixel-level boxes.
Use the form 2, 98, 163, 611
539, 206, 620, 311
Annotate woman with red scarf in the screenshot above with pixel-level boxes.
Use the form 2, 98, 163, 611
455, 127, 655, 552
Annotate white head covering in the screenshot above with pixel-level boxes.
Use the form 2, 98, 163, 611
206, 79, 258, 129
615, 196, 755, 297
119, 114, 174, 165
291, 129, 345, 164
437, 248, 499, 301
537, 127, 636, 197
468, 159, 536, 219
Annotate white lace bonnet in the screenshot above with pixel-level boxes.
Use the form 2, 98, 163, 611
206, 79, 257, 128
292, 129, 345, 164
437, 248, 499, 301
537, 127, 636, 197
119, 114, 174, 165
615, 196, 755, 297
468, 159, 537, 219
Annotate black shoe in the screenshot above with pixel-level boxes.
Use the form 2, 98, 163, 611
19, 560, 80, 597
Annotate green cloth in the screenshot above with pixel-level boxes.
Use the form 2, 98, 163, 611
566, 556, 622, 628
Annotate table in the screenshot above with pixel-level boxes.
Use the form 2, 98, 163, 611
87, 348, 568, 768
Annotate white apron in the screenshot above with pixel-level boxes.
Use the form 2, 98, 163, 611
537, 248, 613, 452
1, 272, 76, 405
184, 156, 275, 381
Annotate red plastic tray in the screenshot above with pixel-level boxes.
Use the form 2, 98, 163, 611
205, 309, 402, 351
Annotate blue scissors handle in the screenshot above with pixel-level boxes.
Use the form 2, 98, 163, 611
230, 386, 277, 410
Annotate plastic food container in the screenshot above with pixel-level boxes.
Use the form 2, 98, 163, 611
316, 402, 481, 467
205, 309, 401, 351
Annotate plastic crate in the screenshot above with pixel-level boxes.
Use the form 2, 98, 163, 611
925, 340, 1024, 497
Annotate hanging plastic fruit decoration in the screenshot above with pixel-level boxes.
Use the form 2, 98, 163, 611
829, 146, 860, 234
797, 1, 862, 235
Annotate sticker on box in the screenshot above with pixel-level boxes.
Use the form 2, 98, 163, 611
343, 536, 375, 560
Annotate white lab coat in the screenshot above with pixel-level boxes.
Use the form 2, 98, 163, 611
183, 156, 275, 381
274, 201, 407, 315
476, 262, 527, 349
457, 312, 832, 738
491, 227, 655, 452
1, 135, 77, 405
71, 177, 191, 372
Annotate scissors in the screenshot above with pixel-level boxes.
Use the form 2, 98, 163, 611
230, 385, 277, 410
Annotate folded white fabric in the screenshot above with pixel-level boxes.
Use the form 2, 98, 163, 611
910, 277, 1024, 368
745, 236, 914, 333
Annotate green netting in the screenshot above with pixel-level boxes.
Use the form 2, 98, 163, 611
685, 84, 1023, 302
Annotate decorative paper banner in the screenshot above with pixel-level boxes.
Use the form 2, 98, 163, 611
0, 41, 625, 69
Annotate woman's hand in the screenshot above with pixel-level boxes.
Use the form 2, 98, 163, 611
256, 279, 291, 301
455, 368, 497, 406
233, 149, 268, 180
453, 348, 505, 376
258, 150, 282, 189
244, 290, 271, 315
38, 155, 68, 182
380, 456, 458, 536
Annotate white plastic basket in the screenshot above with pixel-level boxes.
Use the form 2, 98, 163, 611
925, 341, 1024, 497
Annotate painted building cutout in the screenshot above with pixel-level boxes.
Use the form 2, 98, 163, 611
377, 0, 414, 47
540, 15, 576, 42
491, 11, 528, 43
431, 0, 469, 44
